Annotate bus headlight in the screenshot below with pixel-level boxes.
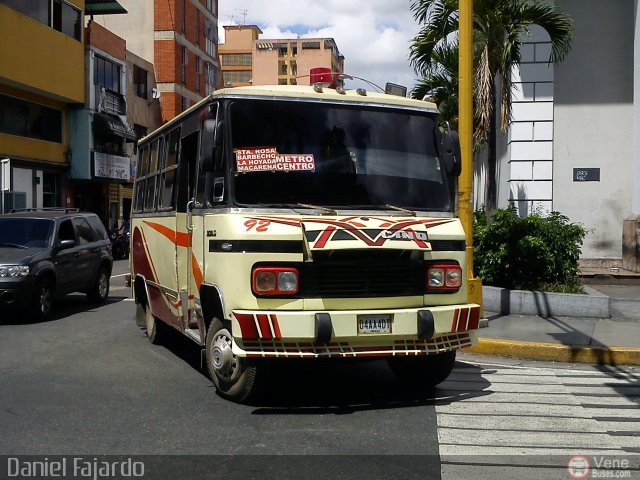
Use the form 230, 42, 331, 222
252, 267, 299, 296
426, 263, 462, 292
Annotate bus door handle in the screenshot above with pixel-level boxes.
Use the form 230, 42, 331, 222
186, 200, 194, 232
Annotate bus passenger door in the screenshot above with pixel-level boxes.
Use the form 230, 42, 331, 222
175, 130, 200, 337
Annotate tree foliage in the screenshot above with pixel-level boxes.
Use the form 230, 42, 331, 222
473, 207, 587, 292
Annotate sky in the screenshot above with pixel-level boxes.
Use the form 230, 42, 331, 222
217, 0, 422, 93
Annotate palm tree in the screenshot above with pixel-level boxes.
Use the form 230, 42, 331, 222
410, 0, 573, 214
411, 41, 459, 130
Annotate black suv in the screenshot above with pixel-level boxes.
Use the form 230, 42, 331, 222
0, 209, 113, 320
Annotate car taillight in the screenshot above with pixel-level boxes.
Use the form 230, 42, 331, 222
252, 267, 299, 296
426, 263, 462, 292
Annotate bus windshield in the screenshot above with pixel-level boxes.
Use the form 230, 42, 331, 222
229, 99, 451, 212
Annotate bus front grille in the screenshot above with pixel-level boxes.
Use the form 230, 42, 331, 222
298, 250, 425, 298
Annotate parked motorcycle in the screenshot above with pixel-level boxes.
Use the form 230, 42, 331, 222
110, 228, 130, 260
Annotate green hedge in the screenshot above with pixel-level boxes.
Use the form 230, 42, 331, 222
473, 207, 587, 293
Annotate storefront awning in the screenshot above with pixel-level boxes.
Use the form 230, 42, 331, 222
85, 0, 127, 15
93, 113, 137, 142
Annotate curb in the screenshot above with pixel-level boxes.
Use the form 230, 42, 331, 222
465, 338, 640, 365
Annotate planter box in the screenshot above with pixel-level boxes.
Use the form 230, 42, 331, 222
482, 285, 610, 318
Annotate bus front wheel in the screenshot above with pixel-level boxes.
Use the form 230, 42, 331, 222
205, 318, 260, 403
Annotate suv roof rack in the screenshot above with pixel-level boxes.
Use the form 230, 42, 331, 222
9, 208, 80, 213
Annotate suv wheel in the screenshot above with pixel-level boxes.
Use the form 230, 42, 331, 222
87, 266, 110, 304
32, 278, 54, 321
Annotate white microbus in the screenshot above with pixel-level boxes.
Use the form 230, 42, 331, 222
131, 80, 480, 402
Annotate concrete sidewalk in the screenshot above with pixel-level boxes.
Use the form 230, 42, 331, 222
465, 282, 640, 365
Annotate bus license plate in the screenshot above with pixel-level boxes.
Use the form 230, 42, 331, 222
358, 314, 392, 334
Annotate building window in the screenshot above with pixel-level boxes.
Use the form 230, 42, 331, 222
222, 70, 251, 85
94, 55, 121, 93
302, 41, 321, 50
221, 54, 252, 67
0, 93, 63, 143
0, 0, 81, 41
182, 96, 189, 112
133, 66, 148, 99
205, 62, 216, 94
52, 0, 81, 40
195, 9, 200, 46
205, 0, 215, 13
181, 0, 186, 33
42, 173, 60, 208
196, 57, 201, 93
181, 46, 188, 84
205, 18, 217, 58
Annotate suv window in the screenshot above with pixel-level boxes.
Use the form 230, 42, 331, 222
86, 215, 109, 241
57, 219, 76, 242
73, 217, 95, 246
0, 218, 53, 248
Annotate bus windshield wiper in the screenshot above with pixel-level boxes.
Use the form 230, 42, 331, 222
294, 203, 338, 215
384, 204, 416, 216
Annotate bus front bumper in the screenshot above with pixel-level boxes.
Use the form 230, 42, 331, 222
231, 304, 480, 358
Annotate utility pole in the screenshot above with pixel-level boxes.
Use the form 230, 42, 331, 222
458, 0, 483, 307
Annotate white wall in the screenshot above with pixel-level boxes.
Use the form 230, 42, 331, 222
13, 167, 32, 208
554, 0, 634, 259
508, 25, 554, 216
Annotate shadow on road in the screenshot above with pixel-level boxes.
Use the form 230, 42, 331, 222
155, 325, 493, 412
0, 292, 129, 325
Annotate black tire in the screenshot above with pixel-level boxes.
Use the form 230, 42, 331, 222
205, 318, 261, 403
145, 302, 169, 345
387, 351, 456, 388
31, 277, 54, 321
87, 266, 110, 303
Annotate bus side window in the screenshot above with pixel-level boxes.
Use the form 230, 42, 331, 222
176, 131, 200, 213
158, 127, 180, 210
144, 137, 163, 212
133, 145, 149, 212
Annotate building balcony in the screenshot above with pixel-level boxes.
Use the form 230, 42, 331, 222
95, 86, 126, 116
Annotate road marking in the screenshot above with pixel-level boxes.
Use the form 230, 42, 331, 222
439, 361, 640, 478
111, 273, 129, 279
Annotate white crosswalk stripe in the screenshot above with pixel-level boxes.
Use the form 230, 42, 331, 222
438, 359, 640, 479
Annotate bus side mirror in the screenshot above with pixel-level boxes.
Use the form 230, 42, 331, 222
201, 120, 224, 172
442, 128, 462, 177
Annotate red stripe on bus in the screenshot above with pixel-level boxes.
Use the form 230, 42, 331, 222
235, 313, 259, 339
468, 307, 480, 330
458, 308, 470, 332
269, 314, 282, 339
256, 314, 272, 339
191, 254, 203, 287
313, 226, 336, 249
451, 309, 460, 332
144, 221, 190, 247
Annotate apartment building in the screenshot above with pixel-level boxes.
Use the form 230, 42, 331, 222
65, 19, 161, 230
0, 0, 86, 212
92, 0, 221, 122
219, 25, 344, 87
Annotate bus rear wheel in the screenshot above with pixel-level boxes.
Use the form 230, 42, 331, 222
205, 318, 260, 403
387, 351, 456, 388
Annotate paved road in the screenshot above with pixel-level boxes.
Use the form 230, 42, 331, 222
0, 260, 638, 479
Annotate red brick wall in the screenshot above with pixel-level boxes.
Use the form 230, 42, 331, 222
154, 0, 211, 121
86, 21, 126, 61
